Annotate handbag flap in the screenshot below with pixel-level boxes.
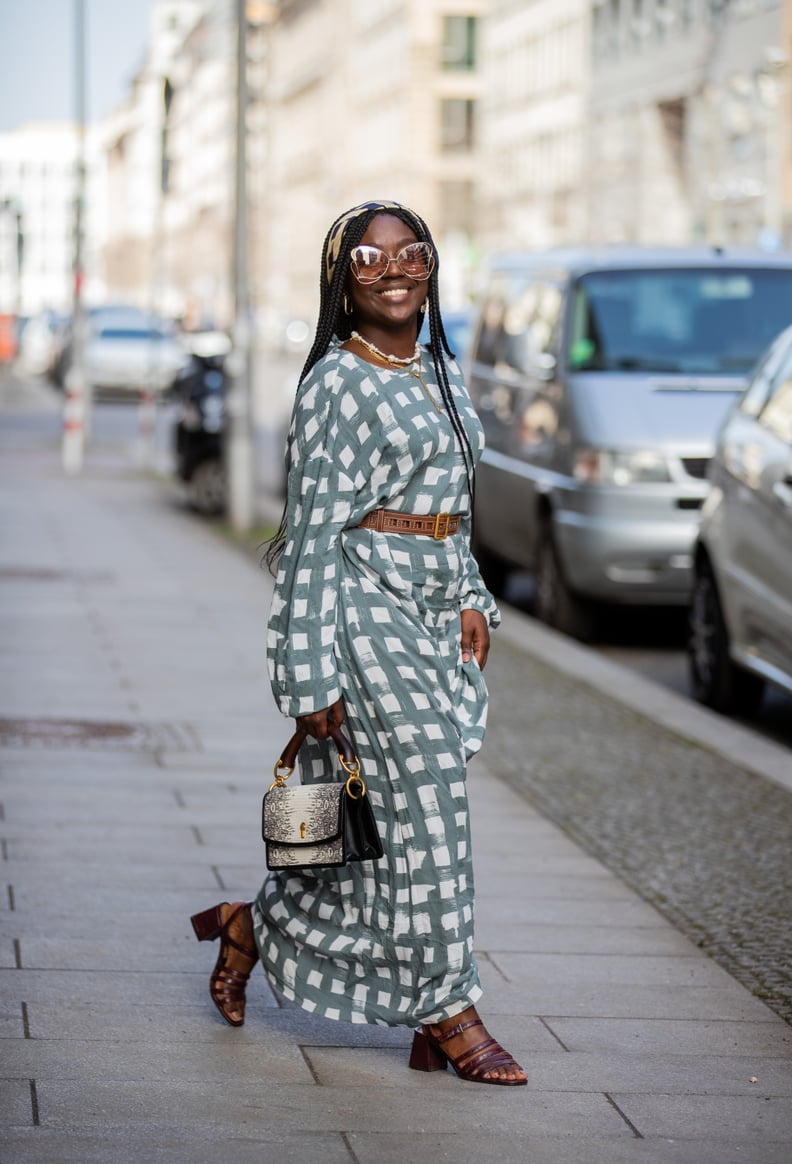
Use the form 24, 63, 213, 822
262, 784, 344, 846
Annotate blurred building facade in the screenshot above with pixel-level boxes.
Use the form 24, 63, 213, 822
260, 0, 487, 322
0, 122, 105, 317
587, 0, 792, 248
5, 0, 791, 335
102, 0, 205, 315
475, 0, 589, 253
158, 2, 237, 328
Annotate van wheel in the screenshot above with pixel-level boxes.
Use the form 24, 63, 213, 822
189, 458, 226, 517
535, 527, 596, 642
688, 561, 764, 715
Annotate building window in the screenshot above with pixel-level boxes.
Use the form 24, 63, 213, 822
679, 0, 697, 26
655, 0, 675, 39
441, 16, 477, 71
440, 99, 475, 151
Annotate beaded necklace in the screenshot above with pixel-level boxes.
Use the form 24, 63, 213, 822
350, 330, 442, 415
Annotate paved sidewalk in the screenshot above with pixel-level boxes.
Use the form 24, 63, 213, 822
1, 378, 790, 1163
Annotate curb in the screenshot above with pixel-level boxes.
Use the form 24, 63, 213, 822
498, 603, 792, 795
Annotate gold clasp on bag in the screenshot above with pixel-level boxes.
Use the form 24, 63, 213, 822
300, 821, 307, 839
339, 752, 366, 798
269, 758, 294, 791
433, 512, 451, 540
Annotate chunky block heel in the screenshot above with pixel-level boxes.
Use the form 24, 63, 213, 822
191, 903, 224, 942
409, 1029, 448, 1072
409, 1017, 527, 1085
189, 901, 256, 1027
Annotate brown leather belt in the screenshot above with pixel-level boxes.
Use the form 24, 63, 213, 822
357, 508, 460, 540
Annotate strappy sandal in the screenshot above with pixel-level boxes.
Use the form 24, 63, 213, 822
409, 1017, 527, 1086
190, 901, 256, 1027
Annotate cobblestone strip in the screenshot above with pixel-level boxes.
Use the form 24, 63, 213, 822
487, 637, 792, 1024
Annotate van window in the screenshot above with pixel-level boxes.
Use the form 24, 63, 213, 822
567, 267, 792, 375
474, 273, 522, 367
476, 274, 562, 374
504, 282, 562, 372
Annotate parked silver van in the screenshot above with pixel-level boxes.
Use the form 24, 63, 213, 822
467, 247, 792, 638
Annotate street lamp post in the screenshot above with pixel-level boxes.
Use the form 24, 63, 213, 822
226, 0, 255, 532
63, 0, 88, 474
0, 199, 23, 337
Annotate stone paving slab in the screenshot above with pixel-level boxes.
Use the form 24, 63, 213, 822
0, 1081, 31, 1126
611, 1091, 790, 1140
345, 1134, 792, 1164
476, 978, 777, 1023
489, 952, 738, 987
0, 968, 223, 1007
30, 1078, 632, 1136
300, 1042, 792, 1095
462, 922, 702, 957
543, 1017, 792, 1057
0, 1130, 353, 1164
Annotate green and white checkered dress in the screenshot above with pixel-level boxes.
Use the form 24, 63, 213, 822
253, 344, 499, 1027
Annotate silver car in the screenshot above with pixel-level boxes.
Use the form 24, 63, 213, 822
83, 306, 187, 397
467, 247, 792, 638
688, 325, 792, 714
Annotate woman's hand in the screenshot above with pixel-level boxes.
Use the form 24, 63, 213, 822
460, 608, 490, 671
296, 698, 345, 740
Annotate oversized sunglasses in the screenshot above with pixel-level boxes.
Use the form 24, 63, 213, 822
350, 242, 435, 284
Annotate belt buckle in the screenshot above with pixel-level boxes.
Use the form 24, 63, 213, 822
433, 512, 451, 540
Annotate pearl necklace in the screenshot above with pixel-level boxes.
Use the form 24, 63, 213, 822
350, 331, 442, 415
350, 331, 421, 367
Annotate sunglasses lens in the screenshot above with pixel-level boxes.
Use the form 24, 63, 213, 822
398, 244, 434, 279
351, 246, 389, 283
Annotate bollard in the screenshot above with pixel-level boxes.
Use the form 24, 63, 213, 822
62, 365, 85, 474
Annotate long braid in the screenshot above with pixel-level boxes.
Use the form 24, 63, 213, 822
264, 202, 476, 574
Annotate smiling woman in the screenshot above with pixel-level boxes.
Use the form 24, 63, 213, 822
190, 200, 528, 1086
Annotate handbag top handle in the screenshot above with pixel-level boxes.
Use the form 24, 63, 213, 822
272, 726, 362, 790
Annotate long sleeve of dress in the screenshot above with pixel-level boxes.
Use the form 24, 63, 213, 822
268, 367, 362, 717
458, 515, 501, 629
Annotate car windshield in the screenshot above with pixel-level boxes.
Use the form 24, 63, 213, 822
568, 267, 792, 375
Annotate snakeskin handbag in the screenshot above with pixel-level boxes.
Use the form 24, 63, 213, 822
262, 727, 383, 870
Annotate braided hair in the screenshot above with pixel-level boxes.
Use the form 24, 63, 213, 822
264, 201, 475, 573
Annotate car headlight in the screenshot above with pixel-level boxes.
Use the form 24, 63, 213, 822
573, 448, 672, 485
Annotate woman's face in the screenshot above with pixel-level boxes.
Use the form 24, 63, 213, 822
346, 214, 430, 335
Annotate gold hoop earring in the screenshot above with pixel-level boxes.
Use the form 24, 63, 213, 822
343, 293, 353, 316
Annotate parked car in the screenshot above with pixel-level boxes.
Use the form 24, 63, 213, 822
83, 306, 187, 397
17, 309, 68, 376
466, 246, 792, 638
419, 308, 474, 365
687, 324, 792, 715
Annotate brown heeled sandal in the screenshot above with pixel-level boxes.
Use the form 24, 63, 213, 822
409, 1017, 527, 1086
190, 901, 256, 1027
